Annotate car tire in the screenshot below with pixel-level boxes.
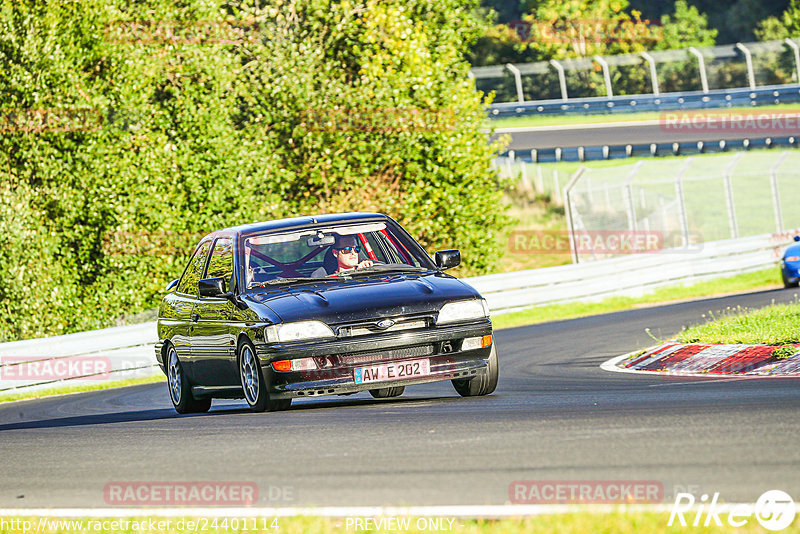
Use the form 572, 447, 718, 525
167, 345, 212, 414
452, 344, 499, 397
369, 386, 405, 398
782, 272, 799, 288
238, 339, 291, 412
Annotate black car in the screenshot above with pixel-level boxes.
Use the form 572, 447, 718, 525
156, 212, 498, 414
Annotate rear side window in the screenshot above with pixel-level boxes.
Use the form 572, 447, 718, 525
177, 240, 212, 295
206, 238, 235, 290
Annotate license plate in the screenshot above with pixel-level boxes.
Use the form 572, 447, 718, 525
353, 358, 431, 384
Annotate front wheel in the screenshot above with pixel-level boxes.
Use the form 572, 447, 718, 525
238, 340, 291, 412
167, 345, 211, 414
452, 344, 499, 397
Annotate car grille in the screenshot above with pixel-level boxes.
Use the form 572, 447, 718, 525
336, 316, 431, 338
338, 345, 434, 366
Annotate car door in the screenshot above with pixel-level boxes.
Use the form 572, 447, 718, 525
172, 238, 213, 382
191, 237, 240, 386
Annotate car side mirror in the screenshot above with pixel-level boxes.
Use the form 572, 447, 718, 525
166, 278, 180, 292
198, 277, 226, 298
434, 249, 461, 270
794, 236, 799, 242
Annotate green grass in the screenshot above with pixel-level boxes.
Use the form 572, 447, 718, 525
0, 374, 165, 404
486, 102, 800, 130
676, 299, 800, 345
492, 267, 783, 331
1, 513, 795, 534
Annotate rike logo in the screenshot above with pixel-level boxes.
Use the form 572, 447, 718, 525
669, 490, 796, 531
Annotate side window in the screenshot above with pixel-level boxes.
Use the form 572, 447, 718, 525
176, 240, 212, 295
206, 238, 234, 290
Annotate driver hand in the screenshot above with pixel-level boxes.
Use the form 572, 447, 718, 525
357, 260, 374, 269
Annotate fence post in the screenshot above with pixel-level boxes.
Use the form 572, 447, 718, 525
688, 47, 709, 94
549, 59, 569, 101
624, 161, 644, 232
674, 158, 693, 247
786, 39, 800, 84
640, 52, 660, 96
735, 43, 756, 90
506, 64, 525, 103
593, 55, 614, 98
723, 153, 742, 239
565, 167, 586, 264
506, 150, 515, 179
771, 152, 789, 233
535, 165, 544, 193
553, 171, 562, 204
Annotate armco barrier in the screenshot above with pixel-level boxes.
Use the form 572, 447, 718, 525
463, 232, 791, 314
0, 231, 791, 395
0, 322, 160, 396
487, 84, 800, 119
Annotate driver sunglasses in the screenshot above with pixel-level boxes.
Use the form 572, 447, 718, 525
335, 246, 360, 254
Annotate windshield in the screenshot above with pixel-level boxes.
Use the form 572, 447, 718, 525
241, 221, 435, 289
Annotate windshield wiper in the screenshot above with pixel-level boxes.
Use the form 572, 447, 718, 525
341, 264, 430, 277
249, 277, 319, 288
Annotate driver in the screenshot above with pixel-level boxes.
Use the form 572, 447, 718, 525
311, 235, 373, 278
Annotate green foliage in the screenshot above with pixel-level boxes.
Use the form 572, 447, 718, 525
469, 0, 718, 101
677, 301, 800, 345
756, 0, 800, 40
0, 0, 510, 341
771, 345, 797, 360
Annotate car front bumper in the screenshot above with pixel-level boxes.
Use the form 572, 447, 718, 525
254, 320, 493, 399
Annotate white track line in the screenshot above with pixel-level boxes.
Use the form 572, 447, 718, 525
3, 504, 796, 518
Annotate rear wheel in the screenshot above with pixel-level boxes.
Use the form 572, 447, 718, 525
238, 340, 291, 412
369, 386, 405, 398
452, 344, 499, 397
167, 345, 211, 414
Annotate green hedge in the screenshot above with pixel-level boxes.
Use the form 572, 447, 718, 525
0, 0, 509, 342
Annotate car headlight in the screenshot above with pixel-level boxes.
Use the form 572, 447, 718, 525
437, 299, 490, 324
265, 321, 334, 343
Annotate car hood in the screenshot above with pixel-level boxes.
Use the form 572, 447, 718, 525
784, 243, 800, 260
244, 272, 481, 324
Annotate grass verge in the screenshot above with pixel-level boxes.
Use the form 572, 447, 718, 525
676, 299, 800, 345
485, 102, 800, 130
0, 513, 795, 534
0, 374, 165, 404
491, 267, 783, 331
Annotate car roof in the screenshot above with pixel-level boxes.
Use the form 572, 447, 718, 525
199, 212, 391, 241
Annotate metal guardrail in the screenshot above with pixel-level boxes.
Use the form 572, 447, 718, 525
475, 38, 800, 117
488, 84, 800, 119
1, 231, 793, 395
504, 136, 800, 163
0, 323, 160, 396
464, 232, 793, 314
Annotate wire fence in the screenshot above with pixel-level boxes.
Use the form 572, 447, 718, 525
495, 151, 800, 262
474, 38, 800, 105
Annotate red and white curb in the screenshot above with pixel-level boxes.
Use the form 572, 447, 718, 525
602, 343, 800, 378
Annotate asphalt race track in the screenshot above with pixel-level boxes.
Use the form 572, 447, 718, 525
1, 288, 799, 508
492, 119, 789, 152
